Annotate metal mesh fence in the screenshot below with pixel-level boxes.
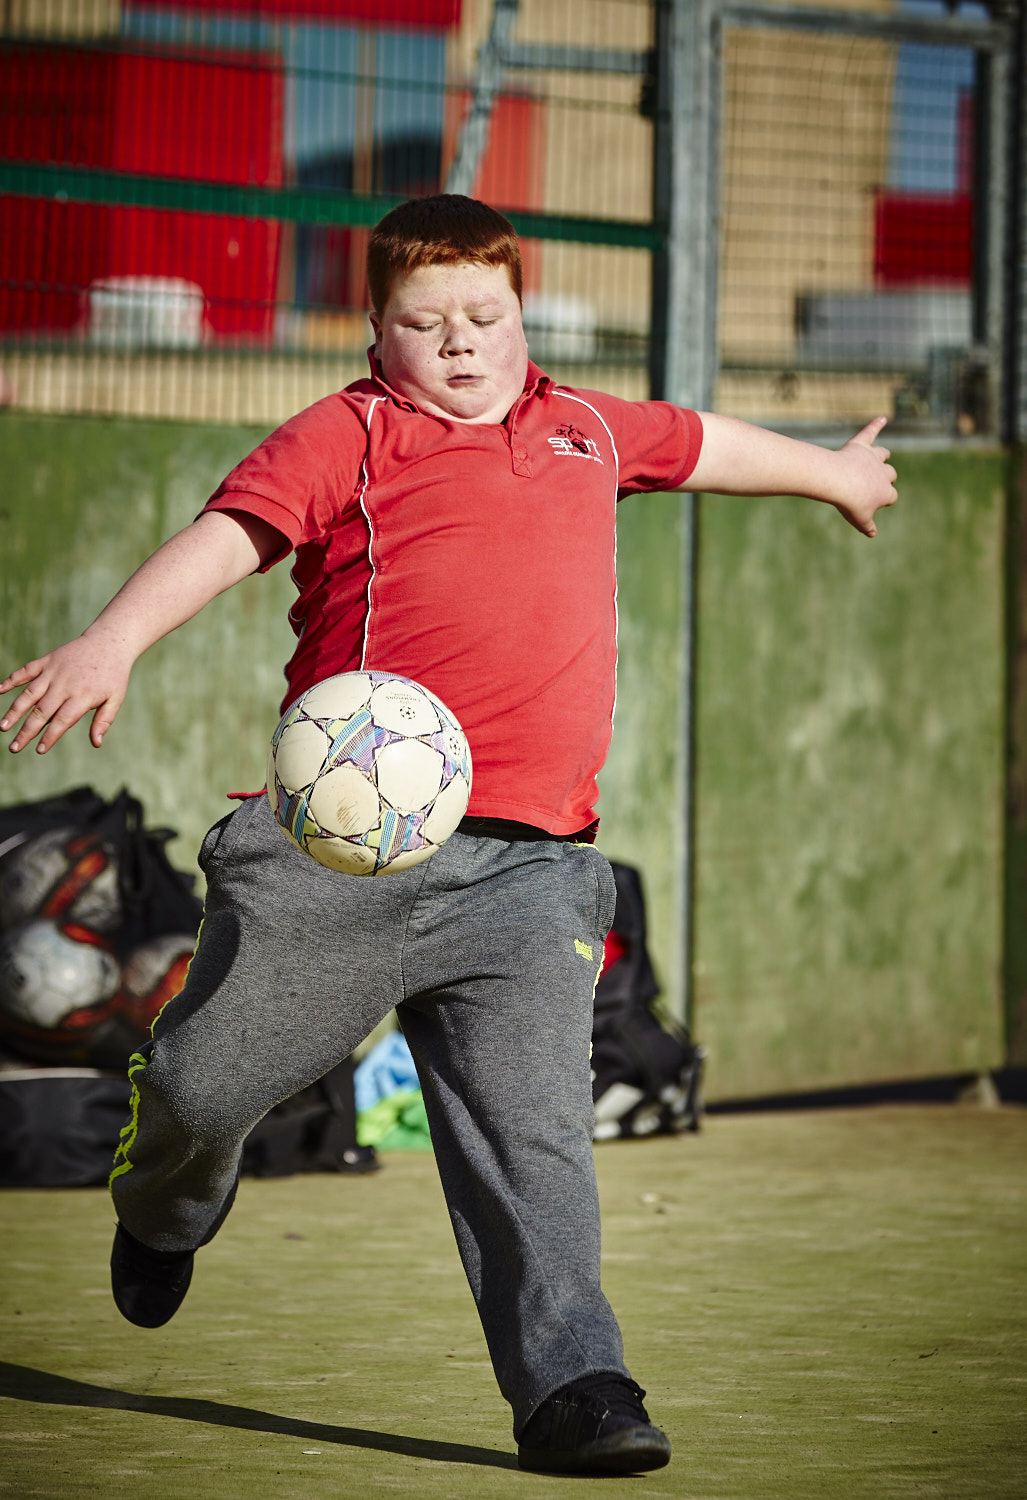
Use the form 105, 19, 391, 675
0, 0, 1017, 436
715, 3, 995, 436
0, 0, 656, 423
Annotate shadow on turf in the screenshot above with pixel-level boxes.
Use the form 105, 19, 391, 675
0, 1361, 519, 1470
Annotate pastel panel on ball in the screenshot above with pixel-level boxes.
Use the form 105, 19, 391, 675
307, 836, 378, 875
308, 764, 383, 838
422, 773, 470, 843
302, 673, 374, 720
369, 680, 442, 736
274, 718, 330, 792
375, 739, 445, 813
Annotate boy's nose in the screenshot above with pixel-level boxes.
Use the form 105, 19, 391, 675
443, 322, 474, 355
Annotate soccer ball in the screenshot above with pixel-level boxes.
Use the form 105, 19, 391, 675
0, 918, 127, 1064
267, 672, 472, 875
0, 827, 122, 934
0, 919, 120, 1030
120, 932, 196, 1031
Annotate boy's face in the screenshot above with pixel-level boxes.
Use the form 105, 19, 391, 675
370, 260, 528, 424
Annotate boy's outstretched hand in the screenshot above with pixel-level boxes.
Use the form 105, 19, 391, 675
830, 416, 898, 538
2, 510, 282, 756
1, 633, 134, 754
685, 411, 898, 536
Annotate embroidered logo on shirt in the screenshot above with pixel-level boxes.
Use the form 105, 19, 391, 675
574, 938, 594, 961
548, 424, 604, 464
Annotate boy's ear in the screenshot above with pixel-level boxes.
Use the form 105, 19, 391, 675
369, 313, 382, 355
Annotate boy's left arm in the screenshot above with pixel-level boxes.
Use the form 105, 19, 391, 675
682, 414, 898, 537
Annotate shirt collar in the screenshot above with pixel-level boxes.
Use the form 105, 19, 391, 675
366, 348, 418, 411
522, 359, 551, 399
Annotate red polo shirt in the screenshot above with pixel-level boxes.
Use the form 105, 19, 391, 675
205, 357, 702, 834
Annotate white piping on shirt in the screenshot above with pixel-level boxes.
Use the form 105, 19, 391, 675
552, 389, 622, 737
356, 395, 385, 670
355, 388, 623, 757
550, 390, 621, 482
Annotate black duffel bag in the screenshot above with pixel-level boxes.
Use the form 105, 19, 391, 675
592, 862, 705, 1140
0, 1066, 132, 1187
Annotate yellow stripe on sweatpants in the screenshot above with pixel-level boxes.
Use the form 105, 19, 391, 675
108, 1048, 151, 1186
109, 915, 202, 1187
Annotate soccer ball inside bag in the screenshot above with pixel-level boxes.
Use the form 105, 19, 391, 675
0, 826, 122, 934
0, 917, 125, 1064
267, 672, 472, 875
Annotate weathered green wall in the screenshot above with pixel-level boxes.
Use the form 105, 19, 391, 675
0, 414, 293, 876
596, 492, 688, 1020
1002, 448, 1027, 1067
0, 415, 1010, 1097
692, 452, 1007, 1098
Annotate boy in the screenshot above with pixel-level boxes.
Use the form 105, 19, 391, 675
1, 195, 896, 1476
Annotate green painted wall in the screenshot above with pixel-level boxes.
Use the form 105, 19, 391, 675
1002, 448, 1027, 1067
0, 416, 1010, 1097
0, 414, 292, 877
596, 492, 688, 1022
692, 453, 1007, 1098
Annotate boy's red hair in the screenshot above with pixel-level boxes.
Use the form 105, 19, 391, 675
367, 195, 523, 314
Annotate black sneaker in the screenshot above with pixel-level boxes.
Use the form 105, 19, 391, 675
110, 1224, 194, 1328
517, 1373, 672, 1475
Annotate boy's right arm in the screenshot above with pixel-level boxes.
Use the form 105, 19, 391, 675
1, 509, 283, 755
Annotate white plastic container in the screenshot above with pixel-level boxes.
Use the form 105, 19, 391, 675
87, 276, 205, 350
522, 293, 598, 363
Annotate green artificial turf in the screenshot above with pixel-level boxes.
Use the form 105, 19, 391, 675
2, 1106, 1025, 1499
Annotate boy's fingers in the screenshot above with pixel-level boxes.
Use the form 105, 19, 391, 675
3, 696, 40, 737
34, 690, 103, 753
4, 661, 123, 751
8, 686, 78, 751
853, 415, 888, 447
89, 696, 123, 748
1, 658, 50, 695
1, 680, 49, 735
36, 701, 83, 753
1, 662, 39, 693
8, 704, 50, 752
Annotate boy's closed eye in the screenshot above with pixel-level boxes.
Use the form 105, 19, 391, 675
407, 317, 499, 331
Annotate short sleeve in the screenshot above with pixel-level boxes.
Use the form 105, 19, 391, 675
202, 392, 370, 569
567, 390, 703, 497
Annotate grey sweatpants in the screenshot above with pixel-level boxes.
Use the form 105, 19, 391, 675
109, 795, 628, 1431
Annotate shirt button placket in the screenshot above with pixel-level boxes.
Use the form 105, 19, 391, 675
507, 402, 532, 477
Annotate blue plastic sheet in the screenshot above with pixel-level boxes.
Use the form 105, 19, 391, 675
354, 1030, 420, 1113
